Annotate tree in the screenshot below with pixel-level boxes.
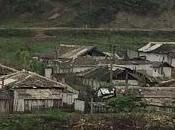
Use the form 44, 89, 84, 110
30, 59, 44, 75
17, 50, 30, 70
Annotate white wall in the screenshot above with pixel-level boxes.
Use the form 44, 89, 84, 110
45, 68, 52, 78
74, 100, 85, 112
163, 67, 172, 78
139, 52, 168, 63
152, 67, 172, 78
171, 58, 175, 67
115, 63, 172, 78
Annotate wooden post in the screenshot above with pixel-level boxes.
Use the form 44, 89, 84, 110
125, 68, 128, 88
110, 45, 114, 84
90, 97, 93, 114
1, 78, 4, 88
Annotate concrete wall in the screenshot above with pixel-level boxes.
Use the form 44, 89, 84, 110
74, 100, 85, 112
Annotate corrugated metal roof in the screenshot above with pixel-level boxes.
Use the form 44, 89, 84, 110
0, 64, 18, 76
59, 44, 95, 59
138, 42, 175, 53
58, 44, 107, 59
0, 71, 66, 89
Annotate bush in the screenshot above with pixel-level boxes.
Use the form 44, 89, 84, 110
108, 93, 143, 112
0, 109, 69, 130
30, 59, 45, 75
39, 109, 69, 122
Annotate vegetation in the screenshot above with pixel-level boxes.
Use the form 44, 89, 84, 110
1, 29, 175, 70
108, 93, 145, 112
0, 109, 69, 130
0, 112, 174, 130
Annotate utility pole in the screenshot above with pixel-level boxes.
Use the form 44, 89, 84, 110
125, 68, 129, 88
110, 44, 114, 84
90, 97, 93, 114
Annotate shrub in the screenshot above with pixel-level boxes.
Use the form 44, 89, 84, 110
39, 109, 69, 122
108, 93, 142, 112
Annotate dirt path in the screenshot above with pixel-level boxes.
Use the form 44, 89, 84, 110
1, 27, 175, 32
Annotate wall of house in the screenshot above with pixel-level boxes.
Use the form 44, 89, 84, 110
139, 52, 175, 67
62, 92, 78, 105
74, 99, 85, 112
139, 52, 168, 63
45, 68, 53, 78
0, 99, 13, 113
81, 78, 110, 90
171, 58, 175, 67
116, 64, 154, 77
116, 64, 172, 78
127, 50, 138, 59
13, 89, 63, 112
72, 67, 93, 73
152, 67, 172, 78
152, 68, 162, 77
163, 67, 172, 78
114, 80, 139, 86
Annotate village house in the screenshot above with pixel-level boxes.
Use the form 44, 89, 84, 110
0, 64, 17, 76
57, 44, 109, 59
32, 44, 109, 66
138, 42, 175, 67
115, 58, 173, 78
0, 65, 78, 113
71, 65, 158, 89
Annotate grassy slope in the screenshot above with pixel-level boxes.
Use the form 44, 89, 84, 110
1, 31, 175, 68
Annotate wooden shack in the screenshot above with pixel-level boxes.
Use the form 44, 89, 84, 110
0, 70, 77, 112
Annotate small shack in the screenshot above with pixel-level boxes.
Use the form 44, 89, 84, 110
0, 68, 78, 113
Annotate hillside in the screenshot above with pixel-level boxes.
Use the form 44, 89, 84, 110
1, 0, 175, 70
0, 0, 175, 28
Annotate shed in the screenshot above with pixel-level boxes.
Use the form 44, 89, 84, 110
4, 71, 66, 112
